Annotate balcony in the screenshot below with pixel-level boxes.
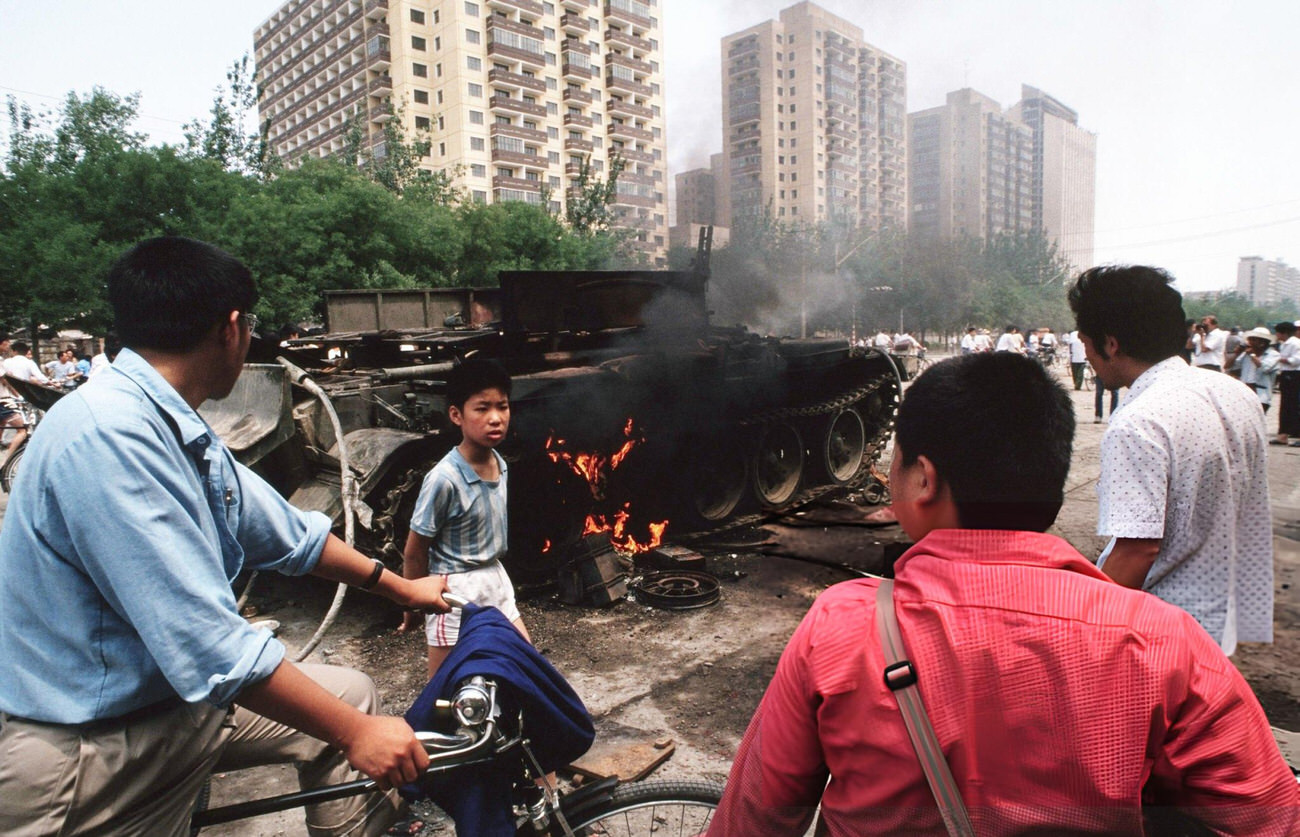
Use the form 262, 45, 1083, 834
563, 62, 594, 80
727, 38, 759, 59
612, 192, 656, 209
560, 0, 585, 10
492, 148, 547, 168
607, 97, 652, 119
612, 146, 653, 164
604, 0, 651, 30
368, 76, 392, 96
492, 122, 549, 143
561, 12, 590, 34
564, 137, 594, 153
487, 41, 545, 68
487, 0, 545, 16
366, 36, 391, 70
605, 28, 652, 54
609, 121, 652, 142
561, 37, 590, 54
607, 51, 652, 76
491, 174, 543, 192
368, 19, 390, 37
606, 73, 652, 98
488, 67, 546, 93
490, 94, 547, 118
364, 0, 387, 20
564, 112, 594, 128
563, 87, 594, 104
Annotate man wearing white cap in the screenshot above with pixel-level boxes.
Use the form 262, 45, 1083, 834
1231, 327, 1280, 412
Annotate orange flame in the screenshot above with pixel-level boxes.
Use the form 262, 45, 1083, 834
542, 539, 552, 554
547, 420, 669, 554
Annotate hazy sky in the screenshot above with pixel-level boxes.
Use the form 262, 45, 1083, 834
2, 0, 1297, 292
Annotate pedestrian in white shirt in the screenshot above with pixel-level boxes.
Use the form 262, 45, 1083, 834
872, 330, 892, 351
1069, 265, 1272, 655
1188, 315, 1227, 371
960, 327, 977, 355
1231, 327, 1281, 412
1064, 330, 1089, 390
995, 326, 1025, 354
972, 329, 992, 353
1273, 320, 1300, 445
2, 342, 50, 384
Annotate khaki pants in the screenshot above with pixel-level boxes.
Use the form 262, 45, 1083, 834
0, 664, 401, 837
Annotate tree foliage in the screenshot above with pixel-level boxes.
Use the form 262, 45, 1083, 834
1, 82, 628, 337
1181, 292, 1298, 330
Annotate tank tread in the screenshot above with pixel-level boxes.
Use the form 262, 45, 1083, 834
682, 375, 900, 542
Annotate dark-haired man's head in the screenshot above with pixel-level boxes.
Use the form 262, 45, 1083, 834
890, 353, 1073, 537
1277, 322, 1297, 338
446, 356, 512, 412
1068, 265, 1186, 388
107, 237, 257, 353
11, 341, 30, 356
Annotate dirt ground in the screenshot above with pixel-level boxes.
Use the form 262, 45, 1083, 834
3, 360, 1294, 835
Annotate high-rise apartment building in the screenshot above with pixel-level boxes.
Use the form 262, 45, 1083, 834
909, 88, 1033, 242
909, 85, 1095, 273
719, 1, 907, 232
669, 152, 730, 249
1237, 256, 1300, 307
1010, 85, 1096, 273
254, 0, 669, 262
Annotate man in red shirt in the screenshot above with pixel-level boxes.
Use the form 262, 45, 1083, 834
708, 352, 1297, 836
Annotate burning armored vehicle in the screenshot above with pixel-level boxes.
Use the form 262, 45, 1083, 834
202, 238, 903, 589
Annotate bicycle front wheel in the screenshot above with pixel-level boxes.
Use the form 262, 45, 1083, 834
553, 779, 724, 836
0, 443, 23, 493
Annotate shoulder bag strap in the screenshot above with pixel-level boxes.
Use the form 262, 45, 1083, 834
876, 579, 976, 837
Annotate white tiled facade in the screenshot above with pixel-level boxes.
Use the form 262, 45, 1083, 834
254, 0, 669, 262
719, 1, 907, 232
1237, 257, 1300, 307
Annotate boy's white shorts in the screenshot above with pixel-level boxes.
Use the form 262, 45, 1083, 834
424, 559, 520, 648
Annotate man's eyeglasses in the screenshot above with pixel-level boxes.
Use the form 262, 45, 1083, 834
241, 312, 260, 332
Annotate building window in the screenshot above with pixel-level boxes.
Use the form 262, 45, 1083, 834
435, 36, 441, 49
548, 150, 560, 163
412, 36, 427, 50
545, 52, 557, 65
413, 62, 428, 77
468, 82, 483, 96
546, 76, 558, 89
547, 126, 559, 138
416, 116, 431, 130
549, 176, 561, 187
437, 116, 445, 130
544, 26, 556, 40
469, 109, 483, 124
433, 9, 440, 22
414, 89, 429, 104
547, 102, 558, 114
465, 1, 479, 15
544, 1, 555, 12
436, 89, 444, 104
411, 9, 426, 24
466, 28, 481, 43
471, 164, 486, 177
473, 190, 487, 203
496, 114, 512, 124
435, 63, 443, 77
467, 56, 482, 70
439, 141, 446, 155
470, 136, 485, 150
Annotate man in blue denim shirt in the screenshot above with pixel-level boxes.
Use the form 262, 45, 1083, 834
0, 237, 450, 837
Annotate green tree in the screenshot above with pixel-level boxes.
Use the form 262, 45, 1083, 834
182, 55, 275, 178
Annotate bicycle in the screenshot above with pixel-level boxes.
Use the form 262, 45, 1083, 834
0, 395, 39, 493
192, 596, 724, 835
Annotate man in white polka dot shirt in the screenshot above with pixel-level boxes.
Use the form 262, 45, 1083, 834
1068, 265, 1272, 656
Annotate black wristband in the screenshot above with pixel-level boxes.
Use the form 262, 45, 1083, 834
357, 559, 385, 591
